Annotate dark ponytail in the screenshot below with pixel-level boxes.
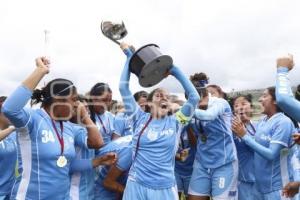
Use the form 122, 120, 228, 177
31, 78, 76, 108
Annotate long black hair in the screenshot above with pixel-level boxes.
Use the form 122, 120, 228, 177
229, 94, 253, 110
88, 82, 112, 123
134, 90, 148, 102
268, 86, 298, 128
31, 78, 76, 108
267, 87, 282, 113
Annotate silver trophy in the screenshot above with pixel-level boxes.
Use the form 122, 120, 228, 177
101, 20, 173, 88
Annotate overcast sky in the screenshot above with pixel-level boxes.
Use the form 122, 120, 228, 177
1, 0, 300, 100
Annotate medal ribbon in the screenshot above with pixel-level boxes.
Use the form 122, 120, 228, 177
134, 116, 152, 161
51, 120, 64, 155
96, 114, 108, 134
245, 122, 256, 136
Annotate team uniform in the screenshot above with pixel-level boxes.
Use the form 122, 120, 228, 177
189, 97, 238, 200
122, 108, 183, 200
233, 122, 256, 200
246, 113, 294, 200
120, 49, 199, 200
94, 111, 116, 146
175, 125, 196, 196
69, 124, 95, 200
2, 85, 88, 200
0, 131, 18, 200
94, 135, 132, 200
114, 112, 132, 136
276, 66, 300, 200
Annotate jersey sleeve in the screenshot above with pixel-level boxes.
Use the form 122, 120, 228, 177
270, 117, 294, 147
116, 147, 132, 171
73, 125, 88, 149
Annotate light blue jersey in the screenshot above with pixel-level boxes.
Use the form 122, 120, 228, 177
189, 97, 238, 199
2, 85, 88, 200
119, 48, 199, 199
234, 122, 256, 183
0, 131, 17, 198
95, 111, 116, 145
69, 124, 95, 200
128, 108, 182, 189
193, 97, 237, 168
253, 113, 294, 194
234, 122, 256, 200
94, 135, 132, 200
114, 112, 132, 136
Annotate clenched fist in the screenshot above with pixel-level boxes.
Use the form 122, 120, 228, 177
277, 54, 294, 71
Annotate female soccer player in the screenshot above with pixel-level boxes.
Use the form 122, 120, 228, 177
1, 57, 108, 199
119, 43, 200, 200
89, 83, 119, 145
188, 84, 238, 200
232, 87, 295, 200
0, 96, 17, 200
94, 135, 133, 200
275, 54, 300, 199
175, 124, 197, 200
231, 94, 256, 200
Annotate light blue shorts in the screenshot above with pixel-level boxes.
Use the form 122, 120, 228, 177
188, 159, 238, 200
123, 179, 178, 200
175, 171, 191, 195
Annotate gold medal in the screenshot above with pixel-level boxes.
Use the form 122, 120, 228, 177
57, 155, 67, 168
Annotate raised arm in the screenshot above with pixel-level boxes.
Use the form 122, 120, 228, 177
241, 135, 284, 161
170, 66, 200, 124
75, 102, 104, 149
70, 152, 117, 173
276, 55, 300, 121
194, 98, 226, 121
118, 43, 139, 117
2, 57, 49, 128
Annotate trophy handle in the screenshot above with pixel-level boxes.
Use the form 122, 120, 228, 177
101, 28, 121, 45
101, 21, 128, 45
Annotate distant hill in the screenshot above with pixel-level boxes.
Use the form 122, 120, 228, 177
227, 86, 297, 121
228, 86, 297, 102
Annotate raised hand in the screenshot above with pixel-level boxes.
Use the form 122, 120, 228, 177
277, 54, 294, 71
100, 152, 118, 165
293, 133, 300, 145
231, 116, 247, 137
35, 57, 50, 74
93, 152, 117, 167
